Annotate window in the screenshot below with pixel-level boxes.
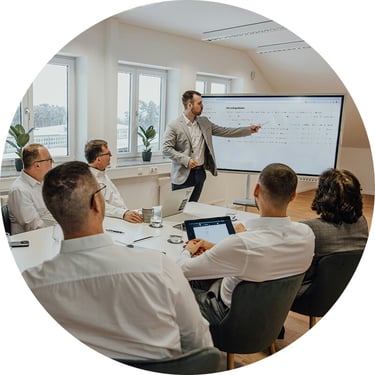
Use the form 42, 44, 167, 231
196, 74, 231, 94
3, 55, 75, 163
117, 64, 167, 157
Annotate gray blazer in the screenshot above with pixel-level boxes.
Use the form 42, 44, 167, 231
162, 115, 251, 185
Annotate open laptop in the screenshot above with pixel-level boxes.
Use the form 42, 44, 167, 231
161, 187, 194, 218
185, 216, 235, 243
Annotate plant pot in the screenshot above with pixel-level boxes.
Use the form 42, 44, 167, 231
142, 151, 152, 162
15, 158, 23, 171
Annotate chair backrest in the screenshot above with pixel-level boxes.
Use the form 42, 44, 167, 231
209, 273, 305, 354
114, 347, 222, 374
1, 205, 11, 235
291, 249, 363, 317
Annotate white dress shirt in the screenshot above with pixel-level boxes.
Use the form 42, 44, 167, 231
8, 170, 56, 234
22, 233, 213, 360
183, 114, 205, 166
89, 166, 128, 219
177, 217, 315, 307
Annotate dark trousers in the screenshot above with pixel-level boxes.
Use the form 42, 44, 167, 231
190, 279, 229, 325
172, 168, 206, 202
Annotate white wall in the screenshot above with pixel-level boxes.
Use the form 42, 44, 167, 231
2, 17, 373, 208
60, 18, 272, 156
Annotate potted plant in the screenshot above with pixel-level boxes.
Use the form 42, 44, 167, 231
6, 124, 34, 171
138, 125, 156, 162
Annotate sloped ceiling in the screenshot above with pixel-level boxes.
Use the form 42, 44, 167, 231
114, 0, 369, 148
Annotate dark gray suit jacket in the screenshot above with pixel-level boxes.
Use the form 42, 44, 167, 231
301, 216, 368, 281
162, 115, 251, 185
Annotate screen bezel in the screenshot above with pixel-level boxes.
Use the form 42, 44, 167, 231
201, 94, 344, 176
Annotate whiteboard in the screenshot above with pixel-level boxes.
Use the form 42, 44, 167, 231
202, 95, 344, 176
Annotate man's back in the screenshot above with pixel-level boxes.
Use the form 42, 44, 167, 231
23, 233, 212, 360
179, 216, 314, 307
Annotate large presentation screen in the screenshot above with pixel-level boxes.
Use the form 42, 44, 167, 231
202, 95, 344, 176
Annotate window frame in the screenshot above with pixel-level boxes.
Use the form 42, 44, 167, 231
1, 55, 76, 171
196, 74, 232, 94
117, 63, 167, 160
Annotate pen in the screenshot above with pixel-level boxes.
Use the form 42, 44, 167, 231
133, 235, 153, 243
106, 229, 125, 234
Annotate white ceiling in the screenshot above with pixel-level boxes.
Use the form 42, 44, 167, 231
111, 1, 368, 148
114, 1, 305, 55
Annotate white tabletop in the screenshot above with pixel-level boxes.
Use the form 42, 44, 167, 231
9, 202, 257, 272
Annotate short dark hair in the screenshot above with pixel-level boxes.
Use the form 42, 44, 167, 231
258, 163, 297, 204
312, 168, 363, 224
22, 143, 44, 169
181, 90, 202, 109
42, 161, 98, 232
84, 139, 108, 163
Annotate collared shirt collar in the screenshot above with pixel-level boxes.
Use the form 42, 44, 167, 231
60, 232, 114, 254
89, 166, 105, 178
245, 216, 292, 229
182, 113, 197, 126
21, 170, 41, 187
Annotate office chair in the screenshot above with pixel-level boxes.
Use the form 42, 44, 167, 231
291, 249, 363, 328
209, 273, 305, 370
1, 204, 11, 235
114, 346, 222, 374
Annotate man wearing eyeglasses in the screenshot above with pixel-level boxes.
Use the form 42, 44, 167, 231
85, 139, 143, 223
22, 161, 212, 361
8, 143, 56, 234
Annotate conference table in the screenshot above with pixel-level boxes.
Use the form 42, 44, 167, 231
9, 202, 257, 273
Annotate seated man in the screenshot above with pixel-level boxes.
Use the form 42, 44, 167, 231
22, 161, 212, 361
177, 163, 315, 324
84, 139, 143, 223
8, 143, 56, 234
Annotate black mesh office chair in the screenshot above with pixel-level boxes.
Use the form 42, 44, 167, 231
1, 204, 11, 235
291, 250, 363, 328
209, 273, 305, 370
114, 347, 222, 374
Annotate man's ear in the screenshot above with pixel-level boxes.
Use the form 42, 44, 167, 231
290, 191, 297, 202
91, 193, 102, 213
253, 183, 260, 198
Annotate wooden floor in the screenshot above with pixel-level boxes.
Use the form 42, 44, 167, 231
218, 190, 374, 371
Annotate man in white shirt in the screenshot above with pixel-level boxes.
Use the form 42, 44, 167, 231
22, 161, 213, 361
8, 143, 56, 234
177, 163, 315, 324
85, 139, 143, 223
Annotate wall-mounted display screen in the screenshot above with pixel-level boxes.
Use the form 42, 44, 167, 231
202, 95, 344, 176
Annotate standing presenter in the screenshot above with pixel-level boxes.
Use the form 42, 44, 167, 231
163, 90, 261, 202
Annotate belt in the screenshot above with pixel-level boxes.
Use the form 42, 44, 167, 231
193, 165, 204, 170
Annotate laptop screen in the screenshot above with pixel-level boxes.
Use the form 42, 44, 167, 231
185, 216, 235, 243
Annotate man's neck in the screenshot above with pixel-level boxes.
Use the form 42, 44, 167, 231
89, 163, 105, 172
23, 169, 42, 183
258, 206, 288, 218
184, 110, 196, 123
63, 222, 104, 240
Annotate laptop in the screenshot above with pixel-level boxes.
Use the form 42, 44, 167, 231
185, 216, 235, 243
161, 187, 194, 218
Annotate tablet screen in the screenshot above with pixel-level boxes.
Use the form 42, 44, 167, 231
185, 216, 235, 243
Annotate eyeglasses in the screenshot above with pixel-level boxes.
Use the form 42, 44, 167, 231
98, 151, 112, 157
35, 158, 54, 164
90, 183, 106, 208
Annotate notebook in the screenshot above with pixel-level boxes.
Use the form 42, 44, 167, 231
161, 187, 194, 218
185, 216, 235, 243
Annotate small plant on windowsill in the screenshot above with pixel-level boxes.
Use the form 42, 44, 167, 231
138, 125, 156, 162
6, 124, 34, 171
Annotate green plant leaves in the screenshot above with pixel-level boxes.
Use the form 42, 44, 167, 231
7, 123, 34, 156
138, 125, 156, 151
